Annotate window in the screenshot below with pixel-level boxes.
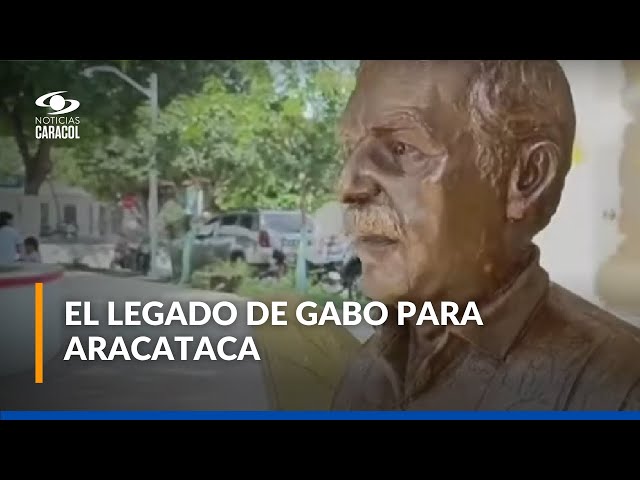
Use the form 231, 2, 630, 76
40, 203, 51, 236
63, 204, 77, 225
99, 206, 107, 236
40, 203, 49, 229
221, 215, 238, 226
262, 212, 304, 233
238, 214, 256, 230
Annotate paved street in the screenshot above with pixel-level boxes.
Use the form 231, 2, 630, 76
0, 271, 372, 411
0, 271, 271, 410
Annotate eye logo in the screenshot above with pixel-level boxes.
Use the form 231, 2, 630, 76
35, 91, 80, 115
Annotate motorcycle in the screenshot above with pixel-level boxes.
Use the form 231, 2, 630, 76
110, 238, 150, 275
340, 245, 365, 301
301, 232, 350, 293
258, 249, 289, 281
135, 238, 151, 275
110, 240, 137, 270
306, 260, 344, 294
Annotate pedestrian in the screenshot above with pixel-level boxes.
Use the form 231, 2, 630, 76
22, 236, 42, 263
0, 211, 23, 264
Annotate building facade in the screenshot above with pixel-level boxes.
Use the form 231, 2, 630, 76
0, 180, 116, 241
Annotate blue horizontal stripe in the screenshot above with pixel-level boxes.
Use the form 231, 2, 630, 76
1, 410, 640, 420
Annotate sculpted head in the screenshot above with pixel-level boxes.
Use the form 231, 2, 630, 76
339, 60, 576, 304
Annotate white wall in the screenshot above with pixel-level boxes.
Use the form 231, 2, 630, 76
0, 184, 113, 240
535, 60, 636, 324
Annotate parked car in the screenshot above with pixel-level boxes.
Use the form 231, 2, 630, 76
168, 231, 233, 280
169, 209, 307, 276
270, 213, 350, 269
207, 209, 307, 266
169, 208, 357, 281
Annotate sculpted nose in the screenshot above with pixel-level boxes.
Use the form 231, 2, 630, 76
339, 146, 381, 205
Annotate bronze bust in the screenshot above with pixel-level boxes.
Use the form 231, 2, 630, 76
332, 60, 640, 411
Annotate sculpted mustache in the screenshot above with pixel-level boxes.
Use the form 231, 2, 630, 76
345, 205, 403, 240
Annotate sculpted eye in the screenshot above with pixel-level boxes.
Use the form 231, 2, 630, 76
391, 142, 408, 156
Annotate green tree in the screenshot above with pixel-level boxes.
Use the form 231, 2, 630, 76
0, 60, 242, 194
157, 61, 355, 212
0, 136, 23, 180
50, 61, 356, 217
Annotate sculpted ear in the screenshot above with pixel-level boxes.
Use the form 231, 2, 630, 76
506, 141, 560, 221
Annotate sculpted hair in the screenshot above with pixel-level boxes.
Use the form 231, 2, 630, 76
467, 60, 577, 233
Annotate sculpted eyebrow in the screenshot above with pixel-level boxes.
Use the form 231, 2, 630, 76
371, 113, 435, 141
341, 109, 437, 148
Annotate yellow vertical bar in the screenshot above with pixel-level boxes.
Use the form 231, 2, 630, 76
35, 282, 43, 384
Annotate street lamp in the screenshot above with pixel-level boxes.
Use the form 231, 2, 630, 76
82, 65, 159, 278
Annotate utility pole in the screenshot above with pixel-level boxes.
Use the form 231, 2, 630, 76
82, 66, 160, 277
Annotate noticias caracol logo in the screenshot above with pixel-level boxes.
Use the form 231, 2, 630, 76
34, 91, 81, 140
35, 91, 80, 115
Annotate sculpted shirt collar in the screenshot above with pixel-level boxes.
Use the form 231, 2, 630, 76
449, 246, 549, 360
366, 247, 550, 404
376, 246, 549, 363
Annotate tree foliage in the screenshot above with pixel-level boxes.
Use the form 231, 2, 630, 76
0, 60, 243, 194
0, 136, 23, 180
59, 60, 357, 213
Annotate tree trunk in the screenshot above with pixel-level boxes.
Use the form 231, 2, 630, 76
1, 100, 53, 196
23, 140, 53, 195
208, 185, 221, 213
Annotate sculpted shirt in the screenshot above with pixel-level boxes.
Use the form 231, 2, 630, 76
331, 250, 640, 411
